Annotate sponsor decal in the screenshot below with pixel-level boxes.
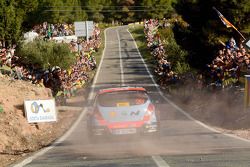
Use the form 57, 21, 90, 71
130, 110, 140, 116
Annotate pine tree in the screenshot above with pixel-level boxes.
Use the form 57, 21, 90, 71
139, 0, 175, 19
83, 0, 106, 22
0, 0, 38, 45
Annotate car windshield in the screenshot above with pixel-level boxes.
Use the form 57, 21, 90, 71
97, 90, 149, 107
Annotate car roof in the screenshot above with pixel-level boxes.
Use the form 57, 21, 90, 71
98, 87, 146, 95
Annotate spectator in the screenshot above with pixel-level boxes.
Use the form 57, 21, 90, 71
1, 22, 102, 99
206, 37, 250, 88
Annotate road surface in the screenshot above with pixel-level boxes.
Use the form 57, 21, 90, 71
12, 26, 250, 167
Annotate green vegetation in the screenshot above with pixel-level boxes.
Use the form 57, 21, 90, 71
174, 0, 250, 68
16, 40, 75, 70
129, 24, 190, 75
0, 0, 38, 44
0, 0, 249, 72
0, 0, 177, 45
129, 25, 155, 69
159, 27, 189, 74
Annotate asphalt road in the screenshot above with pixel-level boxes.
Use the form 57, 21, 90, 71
12, 26, 250, 167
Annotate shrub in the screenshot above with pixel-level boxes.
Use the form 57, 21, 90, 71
174, 61, 190, 74
16, 40, 75, 70
159, 28, 190, 74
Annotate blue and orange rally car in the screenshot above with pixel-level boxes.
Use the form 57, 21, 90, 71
87, 87, 160, 137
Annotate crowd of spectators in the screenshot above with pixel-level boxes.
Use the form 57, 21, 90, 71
0, 22, 101, 100
144, 19, 250, 89
206, 37, 250, 87
33, 22, 74, 38
144, 19, 177, 85
0, 45, 16, 69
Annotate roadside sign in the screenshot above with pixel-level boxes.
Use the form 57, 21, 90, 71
52, 35, 78, 43
86, 21, 94, 37
74, 21, 86, 37
74, 21, 94, 39
24, 99, 57, 123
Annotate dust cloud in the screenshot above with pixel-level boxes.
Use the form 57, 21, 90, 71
169, 84, 250, 130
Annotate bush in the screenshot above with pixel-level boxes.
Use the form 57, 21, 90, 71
159, 28, 190, 74
16, 40, 75, 70
174, 61, 190, 74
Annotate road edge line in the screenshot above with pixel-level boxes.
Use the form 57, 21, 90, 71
116, 29, 125, 86
152, 155, 170, 167
11, 27, 111, 167
126, 27, 250, 144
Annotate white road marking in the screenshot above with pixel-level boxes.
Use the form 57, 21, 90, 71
12, 27, 112, 167
126, 28, 250, 144
152, 156, 171, 167
116, 29, 125, 86
126, 28, 171, 167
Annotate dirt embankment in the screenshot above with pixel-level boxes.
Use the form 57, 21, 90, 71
169, 85, 250, 140
0, 75, 82, 167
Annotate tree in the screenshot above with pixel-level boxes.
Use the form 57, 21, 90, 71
83, 0, 106, 22
102, 0, 115, 23
173, 0, 250, 68
71, 0, 88, 22
0, 0, 22, 45
61, 0, 87, 22
138, 0, 176, 20
225, 0, 250, 33
112, 0, 136, 24
0, 0, 39, 45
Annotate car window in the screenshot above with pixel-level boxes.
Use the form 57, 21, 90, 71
97, 91, 149, 107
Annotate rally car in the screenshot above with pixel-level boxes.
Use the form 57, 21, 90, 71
86, 87, 160, 137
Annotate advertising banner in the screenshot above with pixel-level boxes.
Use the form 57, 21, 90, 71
52, 35, 77, 43
24, 99, 57, 123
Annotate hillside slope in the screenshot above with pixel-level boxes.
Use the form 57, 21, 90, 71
0, 75, 82, 167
